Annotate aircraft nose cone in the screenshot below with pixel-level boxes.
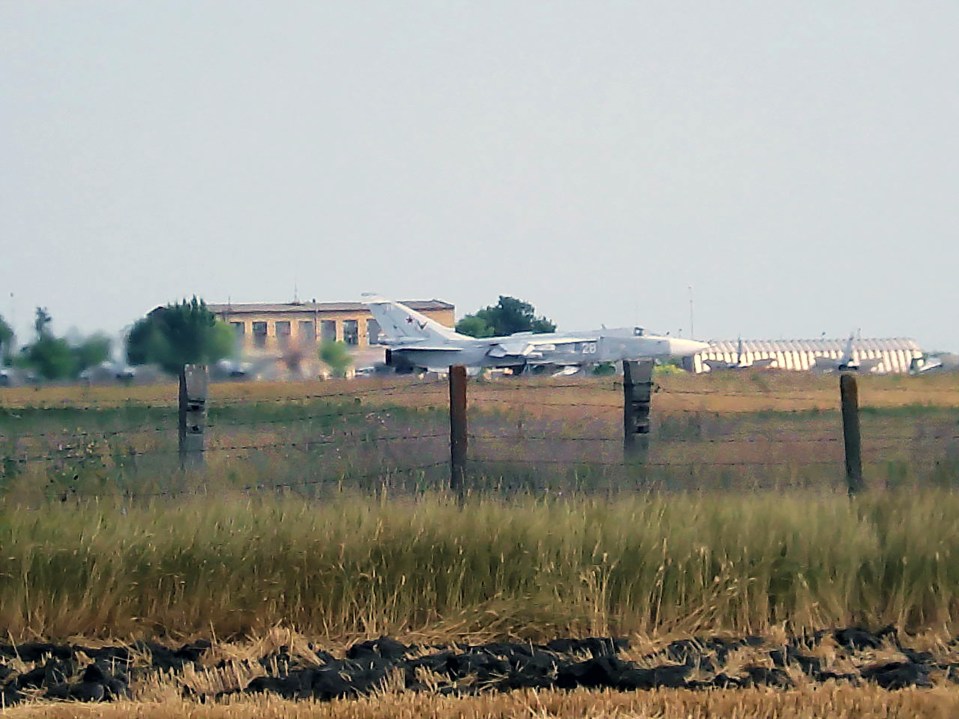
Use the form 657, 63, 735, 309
668, 338, 711, 357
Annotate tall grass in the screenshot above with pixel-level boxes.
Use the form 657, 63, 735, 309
1, 489, 958, 641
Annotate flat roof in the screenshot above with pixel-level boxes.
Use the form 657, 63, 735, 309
206, 299, 453, 315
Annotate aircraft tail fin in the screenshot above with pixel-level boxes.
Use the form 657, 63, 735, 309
364, 298, 463, 344
842, 334, 856, 364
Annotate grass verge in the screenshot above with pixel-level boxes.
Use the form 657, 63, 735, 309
1, 490, 959, 640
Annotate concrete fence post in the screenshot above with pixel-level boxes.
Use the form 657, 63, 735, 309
623, 359, 654, 460
179, 364, 208, 472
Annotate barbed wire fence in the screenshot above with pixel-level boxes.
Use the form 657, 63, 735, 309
0, 375, 453, 501
463, 365, 957, 495
1, 363, 957, 501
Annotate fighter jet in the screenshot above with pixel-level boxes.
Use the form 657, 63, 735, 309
702, 337, 777, 372
813, 336, 883, 373
364, 298, 709, 374
78, 361, 137, 384
910, 353, 959, 375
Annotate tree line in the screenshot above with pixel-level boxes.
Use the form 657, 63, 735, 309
0, 308, 111, 381
0, 295, 556, 381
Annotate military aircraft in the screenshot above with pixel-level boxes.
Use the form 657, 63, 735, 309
364, 297, 709, 374
910, 352, 959, 375
812, 336, 883, 373
209, 351, 307, 381
0, 367, 37, 387
78, 360, 138, 384
702, 337, 777, 372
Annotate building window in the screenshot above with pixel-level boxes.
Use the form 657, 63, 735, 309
231, 322, 245, 338
276, 321, 291, 348
299, 320, 316, 345
343, 319, 359, 346
321, 320, 337, 343
367, 319, 381, 345
252, 321, 267, 349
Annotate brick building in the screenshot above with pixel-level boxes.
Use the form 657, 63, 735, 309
206, 300, 455, 354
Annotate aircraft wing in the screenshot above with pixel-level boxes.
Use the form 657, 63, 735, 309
378, 337, 422, 346
393, 345, 461, 352
912, 356, 943, 374
703, 359, 731, 371
750, 358, 776, 369
486, 335, 591, 359
857, 358, 883, 372
487, 340, 540, 358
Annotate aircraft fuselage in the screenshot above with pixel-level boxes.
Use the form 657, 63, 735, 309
388, 333, 699, 373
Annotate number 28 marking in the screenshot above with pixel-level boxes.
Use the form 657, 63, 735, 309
581, 342, 597, 354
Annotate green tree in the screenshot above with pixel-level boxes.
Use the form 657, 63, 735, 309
454, 314, 494, 338
318, 340, 353, 378
33, 307, 52, 339
14, 309, 114, 380
72, 334, 112, 373
24, 336, 75, 380
126, 297, 233, 375
456, 296, 556, 337
0, 314, 13, 366
16, 307, 74, 380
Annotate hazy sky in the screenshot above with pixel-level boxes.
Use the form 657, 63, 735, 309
2, 2, 957, 351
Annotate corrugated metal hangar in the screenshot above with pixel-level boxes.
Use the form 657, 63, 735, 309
688, 338, 923, 374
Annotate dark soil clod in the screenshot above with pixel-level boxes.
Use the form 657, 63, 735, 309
0, 626, 949, 706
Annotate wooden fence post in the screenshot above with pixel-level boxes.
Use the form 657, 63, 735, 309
179, 364, 208, 471
623, 360, 654, 460
840, 373, 864, 496
449, 365, 467, 494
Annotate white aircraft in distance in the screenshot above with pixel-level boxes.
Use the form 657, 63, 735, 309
702, 337, 777, 372
363, 297, 709, 374
910, 353, 959, 374
78, 360, 137, 383
813, 336, 883, 373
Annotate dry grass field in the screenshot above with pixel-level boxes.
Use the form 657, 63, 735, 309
2, 369, 959, 413
6, 686, 959, 719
